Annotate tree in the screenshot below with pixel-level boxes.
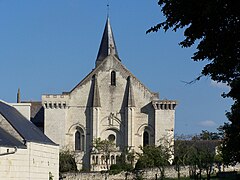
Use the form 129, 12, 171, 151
59, 150, 77, 173
92, 138, 116, 170
192, 130, 221, 140
135, 145, 171, 179
148, 0, 240, 164
174, 139, 190, 179
109, 147, 134, 175
220, 123, 240, 166
185, 141, 216, 180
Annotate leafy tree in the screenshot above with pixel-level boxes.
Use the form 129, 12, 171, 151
109, 150, 134, 175
185, 140, 216, 180
192, 130, 221, 140
214, 148, 224, 173
135, 145, 171, 179
59, 150, 77, 173
220, 123, 240, 166
148, 0, 240, 164
92, 138, 116, 170
173, 140, 190, 179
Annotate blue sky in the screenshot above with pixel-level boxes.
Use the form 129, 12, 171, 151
0, 0, 232, 135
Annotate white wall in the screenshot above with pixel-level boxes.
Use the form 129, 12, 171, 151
11, 103, 31, 120
0, 142, 59, 180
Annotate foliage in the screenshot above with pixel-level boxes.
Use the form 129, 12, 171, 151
173, 140, 189, 179
59, 150, 77, 173
109, 163, 133, 175
192, 130, 222, 140
136, 145, 171, 179
186, 141, 216, 180
220, 123, 240, 166
92, 138, 116, 170
49, 172, 54, 180
148, 0, 240, 164
109, 149, 134, 175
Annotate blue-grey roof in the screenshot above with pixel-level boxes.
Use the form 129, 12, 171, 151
0, 127, 26, 148
96, 17, 120, 66
0, 101, 57, 146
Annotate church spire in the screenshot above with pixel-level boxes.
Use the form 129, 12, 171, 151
96, 17, 120, 67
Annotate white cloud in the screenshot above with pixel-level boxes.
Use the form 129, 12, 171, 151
198, 120, 217, 127
211, 80, 229, 89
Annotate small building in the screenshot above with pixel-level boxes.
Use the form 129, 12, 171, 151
0, 100, 59, 180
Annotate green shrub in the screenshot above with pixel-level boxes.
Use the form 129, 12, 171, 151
109, 163, 133, 175
59, 150, 77, 173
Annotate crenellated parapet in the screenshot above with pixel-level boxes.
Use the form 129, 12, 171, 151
42, 94, 69, 109
152, 100, 177, 110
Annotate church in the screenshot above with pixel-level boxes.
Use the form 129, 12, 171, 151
30, 17, 177, 171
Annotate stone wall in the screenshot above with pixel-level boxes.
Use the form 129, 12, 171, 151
62, 164, 240, 180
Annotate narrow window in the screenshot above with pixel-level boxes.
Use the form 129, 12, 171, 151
75, 128, 85, 151
111, 71, 116, 86
75, 131, 81, 150
143, 131, 149, 147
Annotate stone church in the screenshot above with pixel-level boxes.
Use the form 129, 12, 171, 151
29, 18, 177, 171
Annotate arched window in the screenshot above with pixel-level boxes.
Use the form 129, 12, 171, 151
108, 134, 115, 142
143, 131, 149, 147
111, 71, 116, 86
75, 128, 85, 151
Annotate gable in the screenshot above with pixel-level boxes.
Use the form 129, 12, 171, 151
70, 55, 158, 101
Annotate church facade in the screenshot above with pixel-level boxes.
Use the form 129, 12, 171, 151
41, 18, 177, 171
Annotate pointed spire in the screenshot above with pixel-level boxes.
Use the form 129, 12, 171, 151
96, 17, 120, 67
93, 76, 101, 107
17, 88, 21, 103
127, 77, 135, 107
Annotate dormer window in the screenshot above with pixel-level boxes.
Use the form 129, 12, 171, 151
111, 71, 116, 86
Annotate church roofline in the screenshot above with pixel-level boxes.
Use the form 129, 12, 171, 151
69, 55, 158, 99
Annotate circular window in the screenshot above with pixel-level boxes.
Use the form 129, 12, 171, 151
108, 134, 115, 142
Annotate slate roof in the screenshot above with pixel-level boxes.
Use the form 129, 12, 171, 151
174, 140, 220, 154
0, 127, 26, 148
0, 101, 57, 146
96, 17, 119, 65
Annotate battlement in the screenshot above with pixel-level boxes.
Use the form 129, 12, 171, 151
152, 100, 177, 110
42, 94, 69, 109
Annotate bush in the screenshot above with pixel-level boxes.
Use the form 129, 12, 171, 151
109, 163, 133, 175
59, 150, 77, 173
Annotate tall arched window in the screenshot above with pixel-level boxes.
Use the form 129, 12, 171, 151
143, 131, 149, 147
75, 128, 85, 151
111, 71, 116, 86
